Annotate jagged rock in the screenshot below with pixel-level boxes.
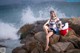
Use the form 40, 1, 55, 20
60, 28, 79, 42
49, 34, 60, 45
45, 47, 59, 53
51, 42, 75, 52
34, 31, 60, 45
12, 47, 27, 53
21, 31, 60, 53
22, 37, 37, 52
66, 49, 80, 53
34, 31, 46, 44
20, 35, 36, 44
22, 38, 44, 53
0, 45, 6, 47
13, 18, 80, 53
31, 48, 39, 53
59, 29, 80, 49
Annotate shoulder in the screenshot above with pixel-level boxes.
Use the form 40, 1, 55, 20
56, 17, 60, 20
56, 18, 62, 23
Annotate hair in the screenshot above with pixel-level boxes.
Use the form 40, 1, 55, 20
50, 10, 57, 17
50, 10, 54, 14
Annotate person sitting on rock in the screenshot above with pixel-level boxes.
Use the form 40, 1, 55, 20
43, 10, 63, 51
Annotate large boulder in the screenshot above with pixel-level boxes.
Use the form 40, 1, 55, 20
49, 34, 60, 45
34, 31, 46, 44
21, 31, 60, 53
61, 18, 80, 36
13, 18, 80, 53
34, 31, 60, 45
22, 37, 37, 52
51, 42, 75, 53
60, 28, 77, 41
12, 47, 27, 53
59, 29, 80, 48
66, 49, 80, 53
31, 48, 39, 53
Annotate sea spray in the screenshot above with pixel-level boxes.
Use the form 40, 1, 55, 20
0, 21, 19, 40
21, 6, 67, 25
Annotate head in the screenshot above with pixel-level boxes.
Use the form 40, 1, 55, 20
50, 10, 56, 18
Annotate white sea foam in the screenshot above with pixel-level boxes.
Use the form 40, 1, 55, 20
0, 22, 19, 40
21, 6, 67, 25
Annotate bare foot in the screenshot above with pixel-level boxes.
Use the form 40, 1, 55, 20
44, 46, 49, 51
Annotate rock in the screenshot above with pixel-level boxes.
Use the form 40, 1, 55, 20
20, 35, 36, 44
32, 21, 45, 34
21, 31, 60, 53
45, 47, 59, 53
49, 34, 60, 45
61, 18, 80, 36
12, 47, 27, 53
0, 45, 6, 47
34, 31, 60, 45
31, 48, 39, 53
68, 18, 80, 36
60, 29, 78, 42
76, 41, 80, 49
18, 24, 35, 39
22, 39, 44, 53
22, 37, 37, 52
59, 29, 80, 49
51, 42, 75, 52
14, 18, 80, 53
34, 31, 60, 53
34, 31, 46, 44
19, 18, 80, 39
66, 49, 80, 53
35, 43, 44, 53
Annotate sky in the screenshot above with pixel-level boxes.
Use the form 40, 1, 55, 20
0, 0, 80, 5
0, 0, 64, 5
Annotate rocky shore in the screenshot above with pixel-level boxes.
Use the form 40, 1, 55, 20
12, 18, 80, 53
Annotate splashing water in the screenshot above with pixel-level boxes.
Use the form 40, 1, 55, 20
0, 22, 19, 40
21, 6, 67, 25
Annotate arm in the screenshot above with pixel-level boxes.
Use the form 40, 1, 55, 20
59, 21, 63, 30
43, 19, 50, 27
56, 18, 63, 30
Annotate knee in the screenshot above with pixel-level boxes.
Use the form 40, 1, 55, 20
43, 25, 48, 30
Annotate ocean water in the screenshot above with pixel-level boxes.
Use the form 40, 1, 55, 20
0, 1, 80, 53
0, 40, 21, 53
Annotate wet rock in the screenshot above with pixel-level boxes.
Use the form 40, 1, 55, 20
51, 42, 74, 52
59, 28, 79, 42
12, 47, 27, 53
49, 34, 60, 45
34, 31, 60, 45
34, 31, 46, 44
0, 45, 6, 47
59, 29, 80, 49
13, 18, 80, 53
31, 48, 39, 53
66, 49, 80, 53
22, 37, 37, 52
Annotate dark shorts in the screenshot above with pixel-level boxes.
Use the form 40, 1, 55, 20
50, 28, 59, 35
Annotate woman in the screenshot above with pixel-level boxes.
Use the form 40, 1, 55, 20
43, 10, 62, 51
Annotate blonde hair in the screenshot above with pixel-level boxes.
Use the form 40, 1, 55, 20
50, 10, 57, 17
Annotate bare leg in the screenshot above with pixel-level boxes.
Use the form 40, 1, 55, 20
45, 31, 53, 51
43, 26, 49, 35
